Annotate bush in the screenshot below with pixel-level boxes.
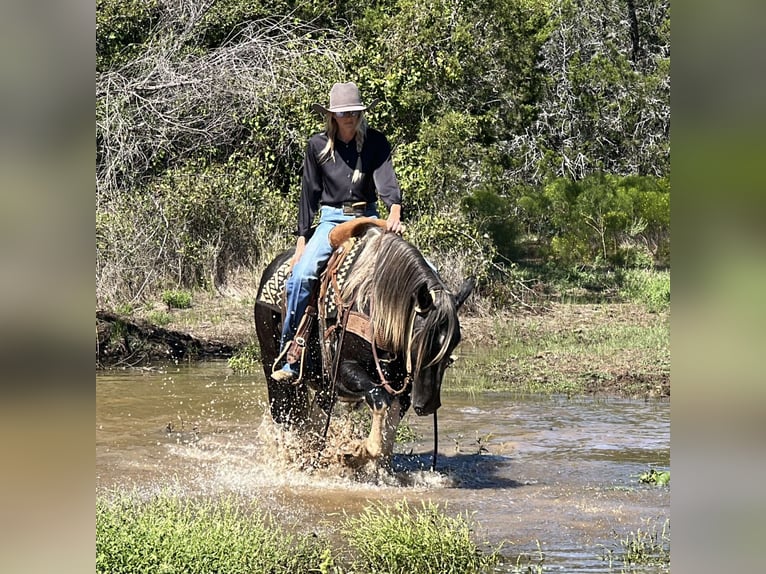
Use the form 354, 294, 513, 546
162, 289, 192, 309
619, 268, 670, 312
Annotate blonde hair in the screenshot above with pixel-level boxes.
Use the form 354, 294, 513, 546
318, 113, 368, 183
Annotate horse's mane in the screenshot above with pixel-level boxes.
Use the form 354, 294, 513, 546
340, 230, 458, 372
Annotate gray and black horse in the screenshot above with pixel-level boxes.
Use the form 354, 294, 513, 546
254, 221, 474, 466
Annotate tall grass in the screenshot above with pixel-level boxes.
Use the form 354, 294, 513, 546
342, 500, 499, 574
96, 492, 324, 574
619, 268, 670, 312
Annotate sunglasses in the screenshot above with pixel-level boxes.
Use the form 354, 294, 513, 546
334, 110, 361, 118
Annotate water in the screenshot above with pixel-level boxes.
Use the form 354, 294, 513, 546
96, 361, 670, 572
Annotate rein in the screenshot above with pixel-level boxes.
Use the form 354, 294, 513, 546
369, 297, 412, 397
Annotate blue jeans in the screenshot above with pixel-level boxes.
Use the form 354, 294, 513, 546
279, 204, 379, 370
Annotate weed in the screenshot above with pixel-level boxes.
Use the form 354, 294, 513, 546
394, 420, 418, 443
96, 491, 325, 573
115, 302, 134, 316
146, 310, 171, 326
638, 467, 670, 486
619, 268, 670, 313
96, 492, 500, 574
342, 499, 499, 574
162, 289, 193, 309
227, 341, 261, 372
600, 517, 670, 570
509, 540, 545, 573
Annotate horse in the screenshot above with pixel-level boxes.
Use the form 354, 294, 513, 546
254, 220, 474, 468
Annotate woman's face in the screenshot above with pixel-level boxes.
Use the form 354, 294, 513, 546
333, 111, 361, 130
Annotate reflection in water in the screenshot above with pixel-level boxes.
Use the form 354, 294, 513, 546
96, 361, 669, 572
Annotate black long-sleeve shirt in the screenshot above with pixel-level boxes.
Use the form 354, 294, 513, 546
297, 127, 402, 237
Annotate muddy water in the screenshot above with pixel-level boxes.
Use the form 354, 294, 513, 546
96, 361, 669, 572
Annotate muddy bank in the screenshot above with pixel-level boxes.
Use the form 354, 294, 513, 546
97, 310, 234, 368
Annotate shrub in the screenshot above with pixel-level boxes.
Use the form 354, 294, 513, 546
162, 289, 192, 309
619, 268, 670, 312
227, 341, 261, 372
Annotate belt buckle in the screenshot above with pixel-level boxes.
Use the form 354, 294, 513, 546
350, 205, 367, 217
343, 202, 367, 216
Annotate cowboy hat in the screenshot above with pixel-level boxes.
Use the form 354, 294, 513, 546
312, 82, 380, 115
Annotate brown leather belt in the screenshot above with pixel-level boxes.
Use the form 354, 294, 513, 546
323, 201, 370, 216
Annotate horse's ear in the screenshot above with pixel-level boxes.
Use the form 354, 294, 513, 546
455, 276, 476, 310
414, 282, 434, 314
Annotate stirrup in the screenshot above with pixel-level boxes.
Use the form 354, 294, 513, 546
270, 368, 297, 383
271, 341, 305, 384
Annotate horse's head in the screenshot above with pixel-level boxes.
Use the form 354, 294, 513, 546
408, 277, 475, 416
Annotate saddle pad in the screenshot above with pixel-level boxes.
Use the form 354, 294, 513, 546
257, 259, 292, 309
256, 233, 369, 314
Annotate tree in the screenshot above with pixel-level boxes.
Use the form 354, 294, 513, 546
505, 0, 670, 182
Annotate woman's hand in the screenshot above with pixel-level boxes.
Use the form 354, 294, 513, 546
386, 204, 404, 234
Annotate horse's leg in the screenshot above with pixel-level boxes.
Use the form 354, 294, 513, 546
378, 398, 403, 465
362, 398, 402, 463
255, 302, 309, 425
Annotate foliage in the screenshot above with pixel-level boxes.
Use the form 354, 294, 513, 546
227, 341, 261, 372
405, 211, 496, 286
97, 157, 295, 305
601, 518, 670, 568
97, 0, 670, 307
639, 467, 670, 486
96, 492, 500, 574
507, 0, 670, 181
619, 268, 670, 312
518, 173, 669, 268
342, 499, 499, 574
146, 310, 171, 327
96, 492, 325, 573
96, 0, 161, 71
162, 289, 192, 309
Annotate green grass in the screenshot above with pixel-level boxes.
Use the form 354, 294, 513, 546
96, 492, 323, 574
145, 310, 171, 326
342, 500, 499, 574
619, 268, 670, 313
600, 518, 670, 570
162, 289, 193, 309
96, 492, 498, 574
638, 467, 670, 486
448, 306, 669, 397
227, 341, 261, 372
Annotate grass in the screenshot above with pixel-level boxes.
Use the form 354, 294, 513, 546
96, 491, 323, 574
227, 341, 261, 372
342, 500, 499, 574
600, 517, 670, 570
162, 289, 193, 309
450, 303, 669, 398
618, 269, 670, 313
96, 492, 499, 574
638, 467, 670, 486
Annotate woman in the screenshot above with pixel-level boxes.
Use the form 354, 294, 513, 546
272, 82, 403, 382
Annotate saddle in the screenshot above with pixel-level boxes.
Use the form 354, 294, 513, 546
260, 218, 387, 382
